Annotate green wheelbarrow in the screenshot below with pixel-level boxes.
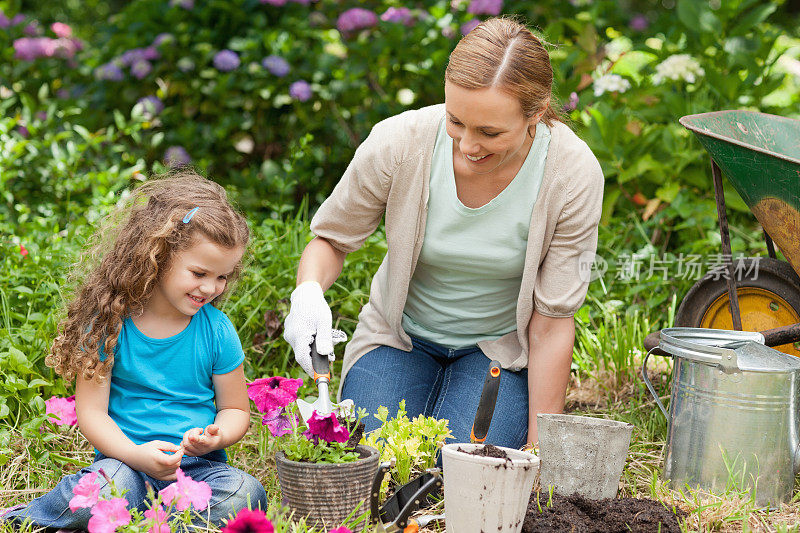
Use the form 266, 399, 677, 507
645, 110, 800, 355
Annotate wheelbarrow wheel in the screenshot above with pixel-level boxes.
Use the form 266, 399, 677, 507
675, 257, 800, 356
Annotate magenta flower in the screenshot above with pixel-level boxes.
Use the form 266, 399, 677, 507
87, 498, 131, 533
159, 468, 212, 511
213, 50, 240, 72
221, 509, 275, 533
381, 7, 414, 25
337, 8, 378, 34
144, 505, 169, 533
303, 411, 349, 444
460, 19, 480, 35
247, 376, 303, 414
262, 55, 290, 77
50, 22, 72, 38
262, 408, 297, 437
45, 395, 77, 426
164, 146, 191, 168
329, 527, 352, 533
467, 0, 503, 15
69, 472, 101, 511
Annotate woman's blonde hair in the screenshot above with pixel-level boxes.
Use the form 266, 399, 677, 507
445, 17, 562, 126
47, 170, 250, 382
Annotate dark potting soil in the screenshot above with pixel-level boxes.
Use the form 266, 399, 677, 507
522, 492, 686, 533
457, 443, 511, 460
339, 417, 365, 449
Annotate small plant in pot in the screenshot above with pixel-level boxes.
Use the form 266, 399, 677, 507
247, 376, 379, 528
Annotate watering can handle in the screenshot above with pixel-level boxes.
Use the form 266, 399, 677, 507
642, 347, 670, 420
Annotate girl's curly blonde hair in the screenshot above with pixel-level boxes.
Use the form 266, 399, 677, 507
47, 170, 250, 382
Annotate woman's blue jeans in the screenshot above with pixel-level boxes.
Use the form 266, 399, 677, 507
341, 336, 529, 449
2, 452, 268, 529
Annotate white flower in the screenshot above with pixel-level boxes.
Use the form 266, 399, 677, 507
652, 54, 705, 84
593, 74, 631, 97
396, 88, 415, 106
605, 37, 632, 61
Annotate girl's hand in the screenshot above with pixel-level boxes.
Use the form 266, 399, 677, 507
180, 424, 223, 456
133, 441, 184, 481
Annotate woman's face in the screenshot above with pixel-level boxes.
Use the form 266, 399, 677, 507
444, 81, 543, 176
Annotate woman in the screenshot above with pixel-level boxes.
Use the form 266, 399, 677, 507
283, 17, 603, 449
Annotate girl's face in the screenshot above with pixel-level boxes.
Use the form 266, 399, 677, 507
150, 235, 244, 321
444, 81, 544, 176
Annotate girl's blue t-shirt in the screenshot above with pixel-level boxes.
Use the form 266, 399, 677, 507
101, 305, 245, 447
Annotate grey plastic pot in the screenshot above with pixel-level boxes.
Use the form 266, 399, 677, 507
537, 414, 633, 500
275, 444, 379, 528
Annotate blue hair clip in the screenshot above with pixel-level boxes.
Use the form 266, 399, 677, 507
182, 207, 200, 223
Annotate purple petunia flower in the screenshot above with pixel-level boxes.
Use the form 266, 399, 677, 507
23, 21, 40, 36
302, 411, 349, 444
460, 19, 480, 35
262, 55, 290, 77
131, 59, 152, 79
164, 146, 191, 168
337, 8, 378, 34
11, 14, 25, 26
247, 376, 303, 414
262, 408, 297, 437
17, 125, 29, 138
213, 50, 240, 72
629, 14, 649, 32
467, 0, 503, 15
289, 80, 312, 102
95, 63, 124, 81
134, 96, 164, 119
13, 38, 43, 60
381, 7, 414, 25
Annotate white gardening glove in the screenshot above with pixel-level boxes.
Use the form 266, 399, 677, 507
283, 281, 347, 377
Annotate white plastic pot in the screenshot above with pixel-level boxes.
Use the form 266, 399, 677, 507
442, 443, 539, 533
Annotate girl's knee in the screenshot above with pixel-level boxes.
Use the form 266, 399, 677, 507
235, 473, 268, 510
93, 459, 146, 504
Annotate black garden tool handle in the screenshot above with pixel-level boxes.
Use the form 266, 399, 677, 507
380, 469, 442, 530
310, 337, 330, 385
370, 461, 394, 526
471, 360, 501, 443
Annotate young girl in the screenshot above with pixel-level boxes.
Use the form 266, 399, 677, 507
2, 171, 267, 528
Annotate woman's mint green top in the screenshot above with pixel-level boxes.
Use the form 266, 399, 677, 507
402, 120, 551, 349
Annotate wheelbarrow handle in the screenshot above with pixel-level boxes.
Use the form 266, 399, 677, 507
641, 347, 670, 420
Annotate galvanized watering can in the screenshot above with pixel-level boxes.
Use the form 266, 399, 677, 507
642, 327, 800, 505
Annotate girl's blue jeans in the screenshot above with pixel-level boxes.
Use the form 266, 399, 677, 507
2, 451, 268, 529
341, 335, 529, 449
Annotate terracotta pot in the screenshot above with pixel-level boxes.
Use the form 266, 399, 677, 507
275, 444, 379, 528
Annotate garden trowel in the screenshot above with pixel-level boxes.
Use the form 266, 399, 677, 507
470, 360, 502, 443
296, 337, 340, 422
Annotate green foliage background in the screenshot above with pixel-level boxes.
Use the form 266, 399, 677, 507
1, 0, 799, 466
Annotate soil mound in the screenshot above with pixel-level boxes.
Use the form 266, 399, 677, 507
457, 443, 510, 459
522, 492, 685, 533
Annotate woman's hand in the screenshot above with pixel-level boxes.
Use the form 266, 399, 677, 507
180, 424, 224, 457
283, 280, 345, 376
130, 441, 184, 481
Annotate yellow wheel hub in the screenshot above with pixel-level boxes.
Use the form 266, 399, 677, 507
701, 287, 800, 356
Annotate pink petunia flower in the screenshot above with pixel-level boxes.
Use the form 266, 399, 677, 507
144, 505, 169, 533
19, 244, 29, 257
87, 498, 131, 533
303, 411, 349, 444
69, 471, 102, 511
50, 22, 72, 38
247, 376, 303, 414
381, 7, 414, 25
262, 408, 297, 437
46, 395, 77, 426
221, 508, 275, 533
159, 468, 212, 511
329, 527, 352, 533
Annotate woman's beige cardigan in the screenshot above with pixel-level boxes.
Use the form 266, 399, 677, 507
308, 104, 604, 396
